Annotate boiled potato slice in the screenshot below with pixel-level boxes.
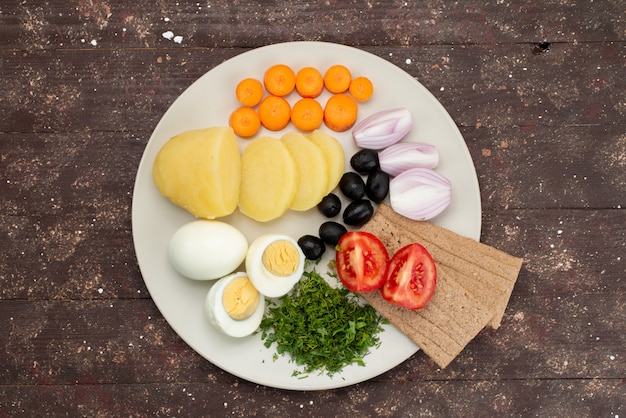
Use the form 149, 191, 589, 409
306, 130, 345, 194
239, 136, 298, 222
152, 127, 240, 219
280, 132, 329, 211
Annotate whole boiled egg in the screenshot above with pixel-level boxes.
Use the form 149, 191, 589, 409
168, 220, 248, 280
205, 272, 265, 338
245, 234, 305, 298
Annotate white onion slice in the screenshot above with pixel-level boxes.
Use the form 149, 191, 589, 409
379, 143, 439, 177
352, 108, 412, 150
389, 168, 451, 220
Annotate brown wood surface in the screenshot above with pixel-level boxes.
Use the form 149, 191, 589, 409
1, 1, 624, 416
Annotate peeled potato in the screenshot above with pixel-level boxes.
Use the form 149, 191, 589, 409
152, 127, 241, 219
280, 132, 329, 211
306, 130, 345, 194
239, 136, 298, 222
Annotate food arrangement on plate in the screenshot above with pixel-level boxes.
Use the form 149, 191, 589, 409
131, 41, 522, 389
148, 60, 524, 378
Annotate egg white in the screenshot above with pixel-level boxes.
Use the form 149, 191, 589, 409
245, 234, 305, 298
204, 272, 265, 338
168, 220, 248, 280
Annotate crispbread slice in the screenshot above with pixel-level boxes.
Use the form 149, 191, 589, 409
359, 267, 494, 368
363, 204, 523, 329
359, 204, 523, 368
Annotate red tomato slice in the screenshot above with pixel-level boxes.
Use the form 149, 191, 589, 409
335, 231, 389, 292
382, 243, 437, 310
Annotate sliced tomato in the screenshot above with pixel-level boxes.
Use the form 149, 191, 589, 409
382, 243, 437, 310
335, 231, 389, 292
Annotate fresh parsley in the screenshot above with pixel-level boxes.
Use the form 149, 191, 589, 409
259, 269, 386, 378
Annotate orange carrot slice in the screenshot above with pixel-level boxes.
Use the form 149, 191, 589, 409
295, 67, 324, 98
291, 98, 324, 131
236, 78, 264, 107
323, 65, 352, 94
349, 76, 374, 102
258, 95, 291, 131
229, 106, 261, 138
264, 64, 296, 97
323, 94, 358, 132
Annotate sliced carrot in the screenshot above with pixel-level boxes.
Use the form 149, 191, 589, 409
236, 78, 264, 107
291, 98, 324, 131
229, 106, 261, 138
263, 64, 296, 97
295, 67, 324, 98
349, 76, 374, 102
323, 94, 358, 132
258, 95, 291, 131
323, 65, 352, 94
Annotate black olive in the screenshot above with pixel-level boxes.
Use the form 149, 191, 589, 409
317, 193, 342, 218
339, 172, 365, 200
343, 199, 374, 226
365, 170, 390, 203
350, 149, 380, 173
319, 221, 348, 246
297, 235, 326, 260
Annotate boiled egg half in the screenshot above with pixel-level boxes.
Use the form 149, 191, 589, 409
168, 220, 248, 280
245, 234, 305, 298
205, 272, 265, 338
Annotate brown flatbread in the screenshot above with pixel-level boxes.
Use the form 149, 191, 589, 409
360, 267, 494, 368
359, 204, 523, 368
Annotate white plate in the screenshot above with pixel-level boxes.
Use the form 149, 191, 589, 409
132, 41, 481, 390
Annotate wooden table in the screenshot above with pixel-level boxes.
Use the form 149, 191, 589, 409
1, 1, 624, 416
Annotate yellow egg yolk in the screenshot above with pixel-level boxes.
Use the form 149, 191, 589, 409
262, 240, 300, 277
222, 277, 261, 320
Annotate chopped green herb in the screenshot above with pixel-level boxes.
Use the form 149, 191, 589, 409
259, 269, 386, 377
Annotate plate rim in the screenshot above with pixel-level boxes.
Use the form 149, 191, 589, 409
131, 40, 482, 390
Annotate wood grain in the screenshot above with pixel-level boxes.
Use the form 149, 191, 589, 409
0, 0, 624, 416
